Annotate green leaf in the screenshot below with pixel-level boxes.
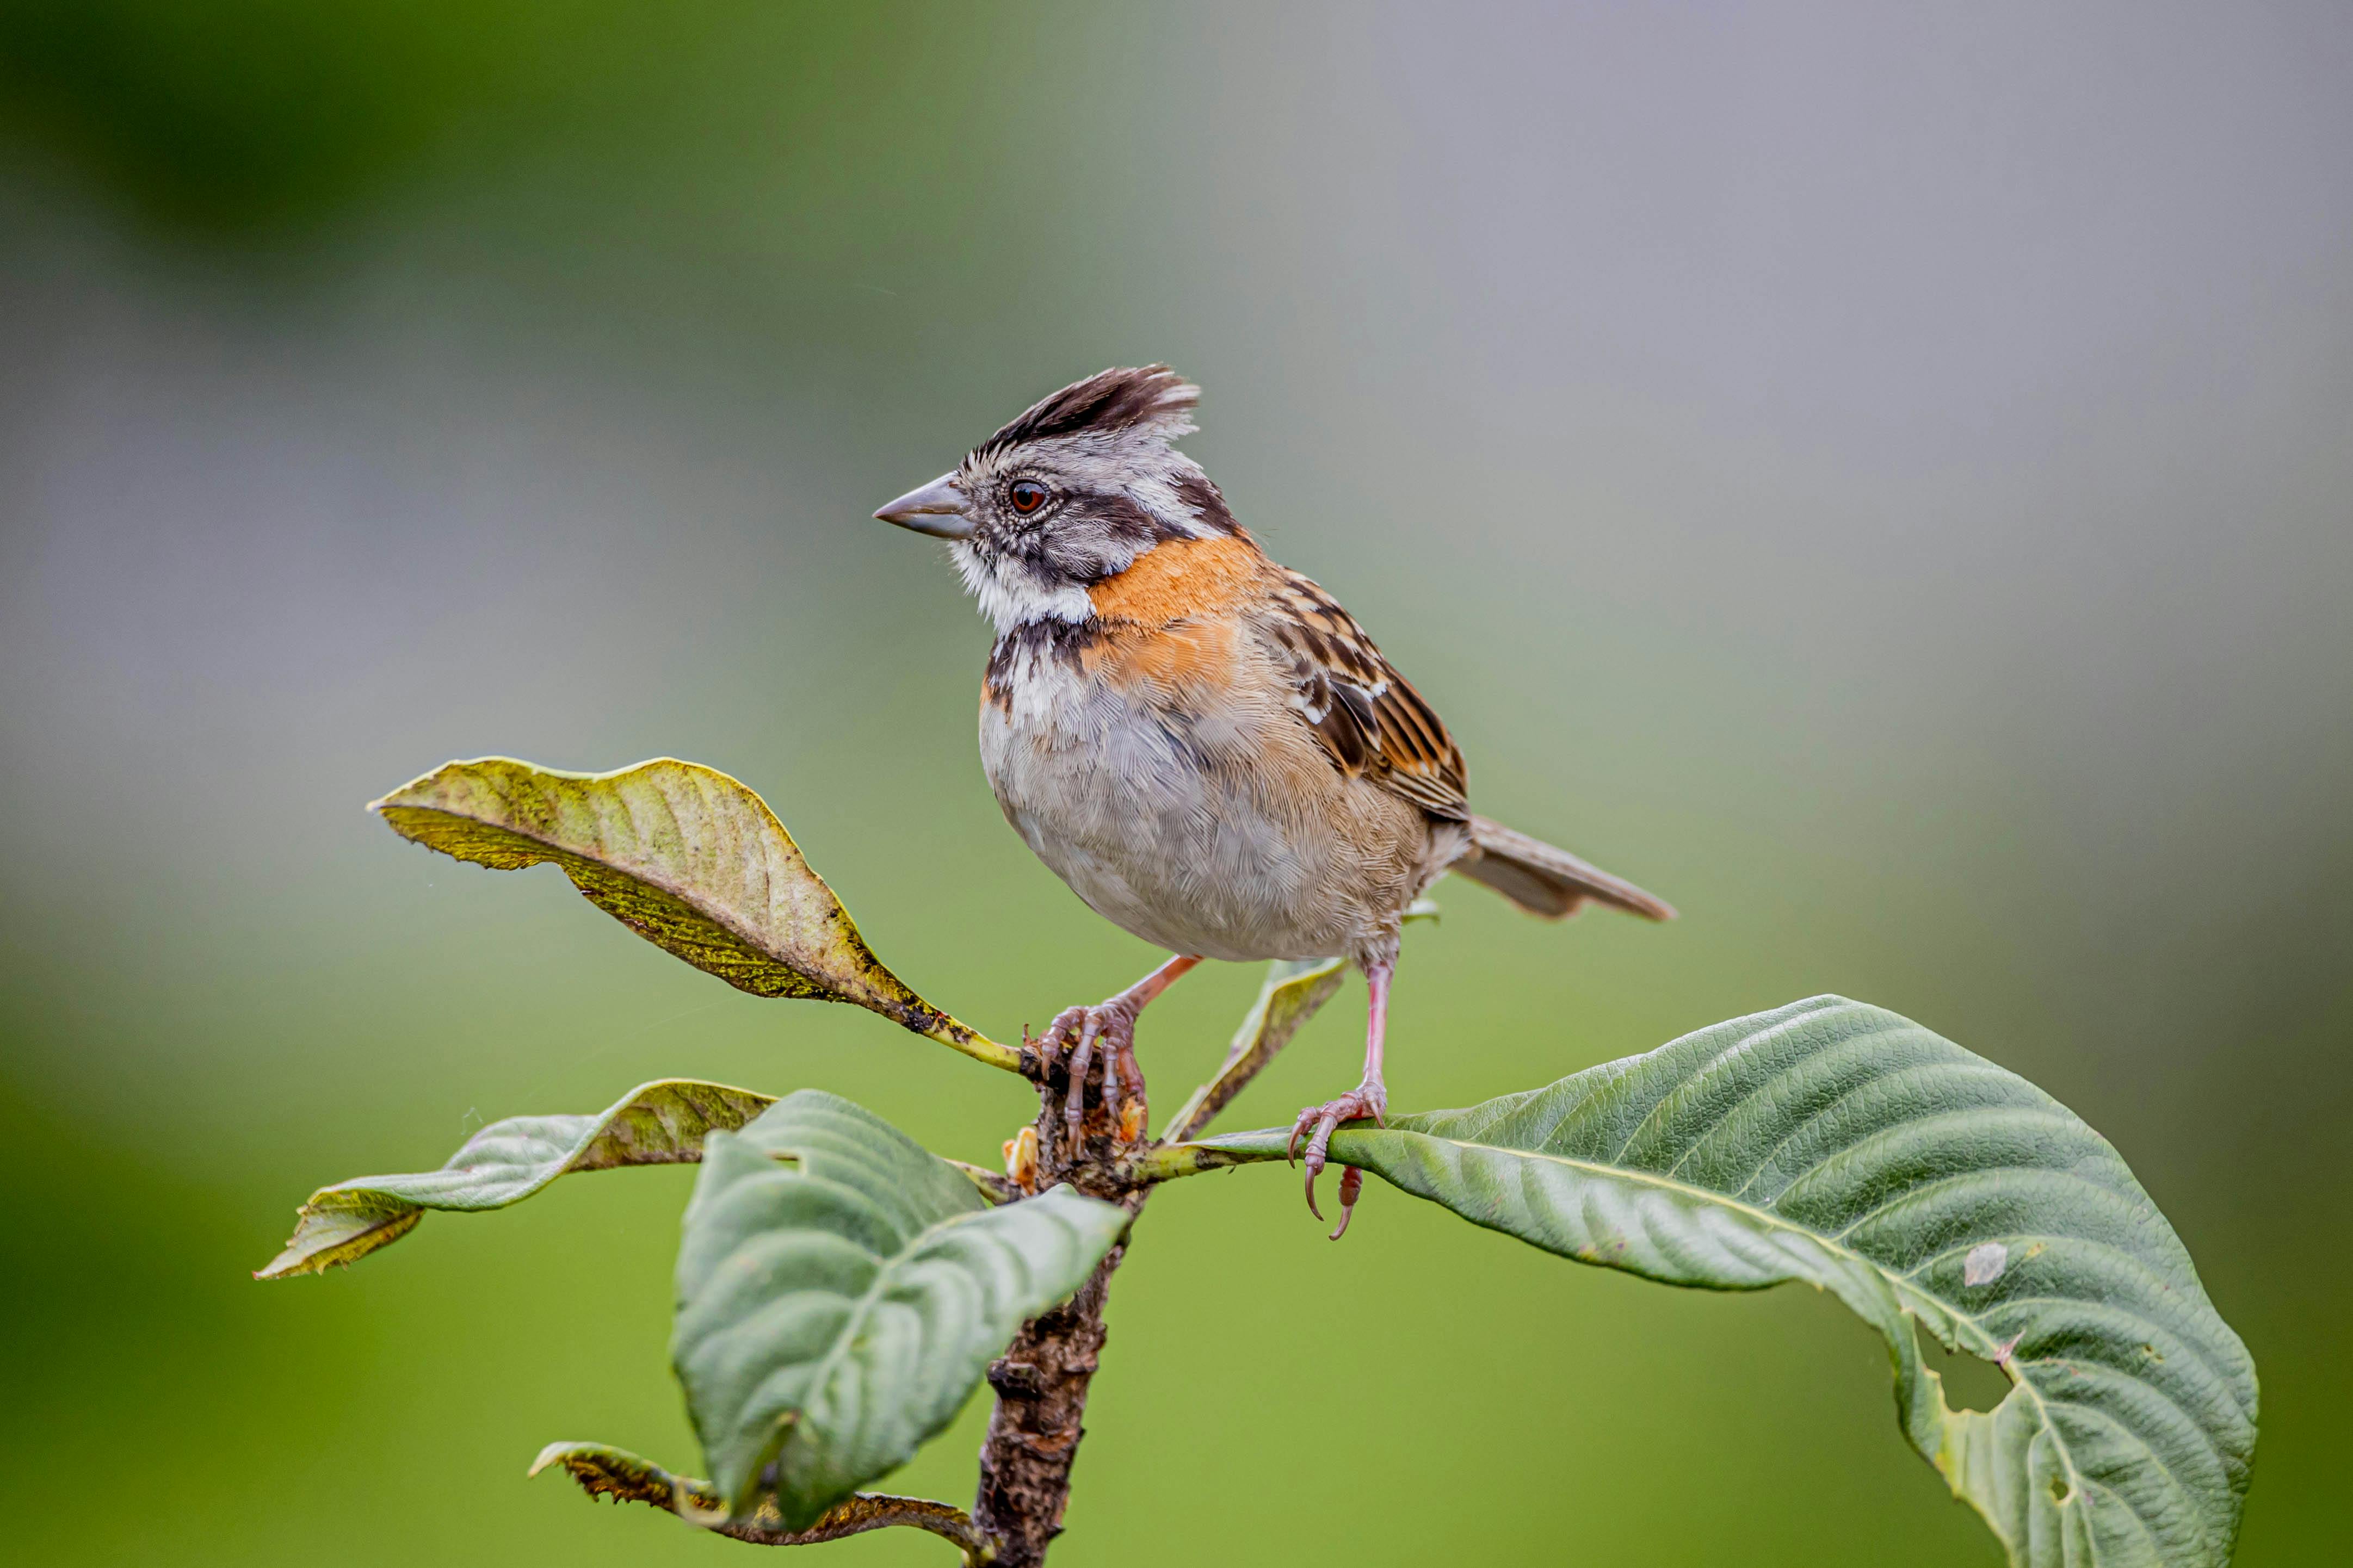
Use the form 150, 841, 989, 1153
673, 1090, 1129, 1529
257, 1079, 774, 1279
528, 1442, 989, 1558
372, 757, 1018, 1071
1194, 995, 2257, 1568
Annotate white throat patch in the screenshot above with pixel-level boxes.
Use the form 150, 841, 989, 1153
950, 542, 1095, 633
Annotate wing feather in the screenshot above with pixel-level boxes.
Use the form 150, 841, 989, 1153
1260, 569, 1469, 820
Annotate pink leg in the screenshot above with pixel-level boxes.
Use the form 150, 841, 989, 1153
1034, 953, 1202, 1144
1289, 957, 1391, 1236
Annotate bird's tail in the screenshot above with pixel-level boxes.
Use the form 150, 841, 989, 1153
1452, 814, 1676, 922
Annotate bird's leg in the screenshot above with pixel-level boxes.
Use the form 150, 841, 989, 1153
1030, 953, 1202, 1148
1289, 957, 1391, 1234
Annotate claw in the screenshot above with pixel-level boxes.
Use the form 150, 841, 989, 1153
1047, 996, 1152, 1150
1063, 1012, 1101, 1142
1287, 1108, 1321, 1166
1298, 1106, 1343, 1219
1289, 1083, 1383, 1224
1100, 1040, 1126, 1124
1028, 1013, 1071, 1081
1329, 1166, 1364, 1240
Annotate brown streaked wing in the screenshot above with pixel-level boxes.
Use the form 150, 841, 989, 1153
1261, 570, 1469, 820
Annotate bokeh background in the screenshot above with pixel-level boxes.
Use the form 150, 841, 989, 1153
3, 4, 2348, 1564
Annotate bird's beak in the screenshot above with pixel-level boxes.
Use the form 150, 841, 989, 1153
873, 470, 974, 540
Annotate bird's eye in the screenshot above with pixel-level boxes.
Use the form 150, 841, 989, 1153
1009, 480, 1048, 515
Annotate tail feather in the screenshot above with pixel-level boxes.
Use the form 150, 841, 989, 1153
1453, 814, 1676, 922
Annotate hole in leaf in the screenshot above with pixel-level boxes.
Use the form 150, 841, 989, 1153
1914, 1320, 2011, 1414
2049, 1476, 2072, 1504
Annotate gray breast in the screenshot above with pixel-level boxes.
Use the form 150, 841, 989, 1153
976, 653, 1356, 962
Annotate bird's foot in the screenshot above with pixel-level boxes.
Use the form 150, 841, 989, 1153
1289, 1080, 1386, 1236
1028, 1000, 1148, 1148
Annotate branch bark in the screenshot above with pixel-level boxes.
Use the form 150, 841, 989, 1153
969, 1047, 1149, 1566
971, 1206, 1140, 1566
972, 957, 1345, 1563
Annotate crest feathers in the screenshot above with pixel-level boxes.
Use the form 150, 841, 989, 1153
977, 365, 1199, 457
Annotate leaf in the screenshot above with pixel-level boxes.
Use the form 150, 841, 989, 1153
528, 1441, 989, 1558
256, 1079, 773, 1279
1193, 996, 2258, 1568
372, 757, 1018, 1071
672, 1090, 1129, 1529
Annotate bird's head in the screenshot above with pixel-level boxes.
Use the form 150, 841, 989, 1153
874, 365, 1240, 631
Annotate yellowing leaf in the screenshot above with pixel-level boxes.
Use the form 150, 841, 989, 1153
373, 757, 1017, 1071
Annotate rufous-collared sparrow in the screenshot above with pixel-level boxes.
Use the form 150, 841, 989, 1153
875, 366, 1672, 1235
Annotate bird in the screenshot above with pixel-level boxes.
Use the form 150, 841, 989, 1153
873, 365, 1673, 1236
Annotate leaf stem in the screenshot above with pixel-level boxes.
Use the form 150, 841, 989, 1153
944, 1157, 1026, 1205
1117, 1141, 1267, 1185
916, 1015, 1025, 1075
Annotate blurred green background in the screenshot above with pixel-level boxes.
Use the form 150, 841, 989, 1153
3, 4, 2348, 1564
